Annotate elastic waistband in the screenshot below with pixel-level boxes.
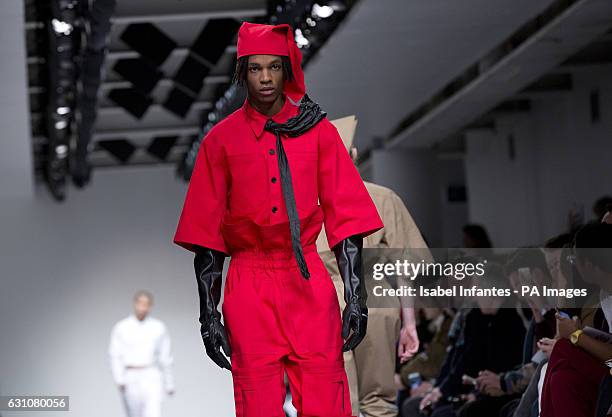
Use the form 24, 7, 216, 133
230, 245, 317, 269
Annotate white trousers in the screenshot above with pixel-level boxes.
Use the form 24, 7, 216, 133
121, 367, 163, 417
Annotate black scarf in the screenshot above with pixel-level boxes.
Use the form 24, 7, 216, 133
264, 94, 326, 279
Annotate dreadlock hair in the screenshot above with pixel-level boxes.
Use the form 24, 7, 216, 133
232, 55, 294, 86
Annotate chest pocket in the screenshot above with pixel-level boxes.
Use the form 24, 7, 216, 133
227, 153, 268, 216
286, 151, 318, 213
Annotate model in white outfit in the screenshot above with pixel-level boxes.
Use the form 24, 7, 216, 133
109, 291, 174, 417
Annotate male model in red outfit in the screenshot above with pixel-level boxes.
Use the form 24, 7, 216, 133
173, 22, 383, 417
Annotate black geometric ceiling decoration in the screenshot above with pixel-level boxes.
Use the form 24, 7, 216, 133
147, 136, 179, 161
163, 87, 196, 119
120, 23, 177, 67
213, 81, 232, 98
173, 54, 211, 95
98, 139, 136, 163
113, 58, 163, 95
108, 88, 153, 119
160, 19, 241, 122
191, 18, 241, 65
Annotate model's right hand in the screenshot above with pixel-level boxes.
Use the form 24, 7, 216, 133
194, 246, 231, 371
200, 318, 232, 370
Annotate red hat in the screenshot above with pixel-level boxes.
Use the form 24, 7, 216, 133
237, 22, 305, 103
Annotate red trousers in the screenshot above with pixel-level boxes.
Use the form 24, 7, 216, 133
222, 245, 354, 417
540, 338, 607, 417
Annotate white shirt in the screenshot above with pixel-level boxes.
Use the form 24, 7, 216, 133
109, 314, 174, 390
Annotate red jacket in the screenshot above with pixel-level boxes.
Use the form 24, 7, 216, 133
173, 95, 383, 256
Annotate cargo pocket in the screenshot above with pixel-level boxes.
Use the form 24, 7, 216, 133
301, 361, 350, 417
237, 387, 258, 417
232, 364, 285, 417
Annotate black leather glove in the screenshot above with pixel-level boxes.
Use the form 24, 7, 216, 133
194, 246, 232, 370
332, 235, 368, 352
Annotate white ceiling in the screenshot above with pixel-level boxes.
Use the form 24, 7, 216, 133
305, 0, 556, 150
387, 0, 612, 149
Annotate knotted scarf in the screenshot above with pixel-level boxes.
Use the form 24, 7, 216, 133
264, 94, 326, 279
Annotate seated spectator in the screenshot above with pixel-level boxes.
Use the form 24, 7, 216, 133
401, 270, 525, 417
505, 248, 558, 360
397, 308, 454, 397
540, 223, 612, 417
542, 233, 574, 293
499, 233, 575, 417
455, 260, 552, 417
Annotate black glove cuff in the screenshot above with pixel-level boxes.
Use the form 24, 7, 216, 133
194, 245, 226, 323
332, 235, 366, 307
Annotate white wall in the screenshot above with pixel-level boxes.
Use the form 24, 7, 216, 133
438, 158, 469, 247
371, 149, 442, 246
464, 68, 612, 246
464, 116, 541, 247
370, 149, 468, 247
0, 167, 234, 417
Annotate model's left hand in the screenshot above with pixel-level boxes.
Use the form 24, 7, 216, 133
556, 312, 580, 339
398, 324, 419, 362
201, 319, 232, 370
333, 235, 368, 352
341, 300, 368, 351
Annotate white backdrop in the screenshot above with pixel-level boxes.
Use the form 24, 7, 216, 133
0, 166, 234, 417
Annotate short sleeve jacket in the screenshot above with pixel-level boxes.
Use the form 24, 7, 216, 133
173, 96, 384, 255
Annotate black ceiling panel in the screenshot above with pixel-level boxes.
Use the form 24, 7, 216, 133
120, 23, 177, 67
108, 88, 153, 119
113, 58, 163, 95
173, 54, 210, 95
163, 87, 196, 119
98, 139, 136, 163
147, 136, 178, 161
191, 18, 240, 65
